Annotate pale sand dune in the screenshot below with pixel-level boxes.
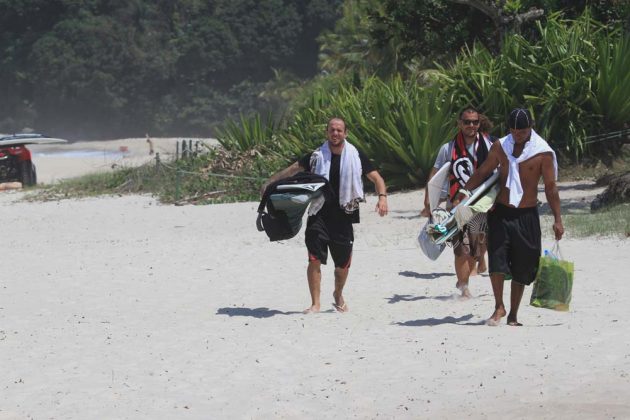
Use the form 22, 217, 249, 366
0, 162, 628, 418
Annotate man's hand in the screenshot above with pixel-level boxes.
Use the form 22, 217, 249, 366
553, 220, 564, 240
454, 188, 471, 206
375, 195, 388, 217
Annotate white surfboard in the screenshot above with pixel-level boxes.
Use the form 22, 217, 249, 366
0, 134, 68, 146
418, 220, 446, 260
431, 171, 499, 245
427, 162, 450, 212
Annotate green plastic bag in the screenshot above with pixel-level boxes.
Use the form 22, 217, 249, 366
530, 241, 574, 311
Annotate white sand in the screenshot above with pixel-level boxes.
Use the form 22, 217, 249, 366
0, 141, 629, 419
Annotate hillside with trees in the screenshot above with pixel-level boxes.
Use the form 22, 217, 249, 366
2, 0, 629, 186
0, 0, 342, 138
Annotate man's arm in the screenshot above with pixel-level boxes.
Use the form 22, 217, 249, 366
259, 161, 304, 196
366, 170, 388, 217
541, 153, 564, 240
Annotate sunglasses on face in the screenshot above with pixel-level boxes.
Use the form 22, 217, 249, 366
461, 119, 480, 126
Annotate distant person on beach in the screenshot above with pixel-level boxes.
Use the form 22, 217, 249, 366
421, 107, 495, 299
261, 117, 388, 313
457, 108, 564, 326
146, 133, 154, 155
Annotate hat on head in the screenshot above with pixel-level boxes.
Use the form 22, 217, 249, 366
508, 108, 532, 129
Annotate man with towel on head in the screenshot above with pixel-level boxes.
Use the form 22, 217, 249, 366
456, 108, 564, 326
261, 117, 388, 314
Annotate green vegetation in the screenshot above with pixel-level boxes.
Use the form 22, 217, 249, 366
30, 147, 285, 204
216, 11, 630, 188
440, 12, 630, 158
543, 204, 630, 238
14, 1, 630, 237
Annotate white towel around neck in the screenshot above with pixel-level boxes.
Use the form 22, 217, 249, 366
309, 139, 364, 214
500, 129, 557, 207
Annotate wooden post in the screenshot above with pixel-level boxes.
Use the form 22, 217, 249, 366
175, 169, 181, 202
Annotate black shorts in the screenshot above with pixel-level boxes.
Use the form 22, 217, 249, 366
305, 212, 353, 268
487, 204, 541, 285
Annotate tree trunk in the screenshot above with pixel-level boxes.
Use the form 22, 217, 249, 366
446, 0, 544, 36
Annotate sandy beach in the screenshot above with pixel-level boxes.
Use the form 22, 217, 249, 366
1, 140, 629, 419
28, 137, 217, 184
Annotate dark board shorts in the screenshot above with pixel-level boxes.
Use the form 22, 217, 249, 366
305, 211, 353, 268
488, 203, 541, 285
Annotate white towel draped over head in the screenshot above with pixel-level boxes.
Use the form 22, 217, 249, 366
500, 129, 558, 207
309, 139, 364, 214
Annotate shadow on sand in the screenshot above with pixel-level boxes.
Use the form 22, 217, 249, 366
387, 293, 491, 304
399, 271, 454, 279
395, 314, 476, 327
216, 307, 303, 318
386, 294, 456, 303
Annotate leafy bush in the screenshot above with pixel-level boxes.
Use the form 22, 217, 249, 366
218, 10, 630, 189
215, 114, 279, 152
440, 12, 630, 158
217, 76, 457, 189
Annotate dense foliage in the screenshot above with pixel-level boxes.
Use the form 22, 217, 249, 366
441, 12, 630, 157
321, 0, 630, 76
4, 0, 630, 195
218, 10, 630, 188
0, 0, 342, 138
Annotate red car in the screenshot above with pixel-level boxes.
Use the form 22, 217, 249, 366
0, 134, 44, 186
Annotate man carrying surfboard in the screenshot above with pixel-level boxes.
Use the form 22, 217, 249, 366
456, 108, 564, 326
423, 107, 495, 298
260, 117, 388, 314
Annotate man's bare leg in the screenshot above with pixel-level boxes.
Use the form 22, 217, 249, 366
472, 234, 487, 275
333, 267, 349, 312
304, 260, 322, 313
507, 281, 525, 326
486, 273, 507, 326
454, 254, 474, 299
477, 249, 488, 274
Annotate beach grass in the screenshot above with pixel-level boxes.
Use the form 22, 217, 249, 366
27, 151, 273, 204
565, 203, 630, 237
542, 203, 630, 238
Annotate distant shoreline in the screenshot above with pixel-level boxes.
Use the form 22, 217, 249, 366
27, 137, 217, 184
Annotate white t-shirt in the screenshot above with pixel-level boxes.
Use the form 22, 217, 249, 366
432, 140, 475, 201
433, 141, 475, 169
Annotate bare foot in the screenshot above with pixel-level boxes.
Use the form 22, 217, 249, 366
332, 292, 348, 313
456, 284, 473, 300
470, 267, 478, 277
302, 305, 320, 314
420, 207, 431, 218
332, 302, 348, 313
507, 315, 523, 326
477, 259, 487, 274
485, 306, 507, 326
